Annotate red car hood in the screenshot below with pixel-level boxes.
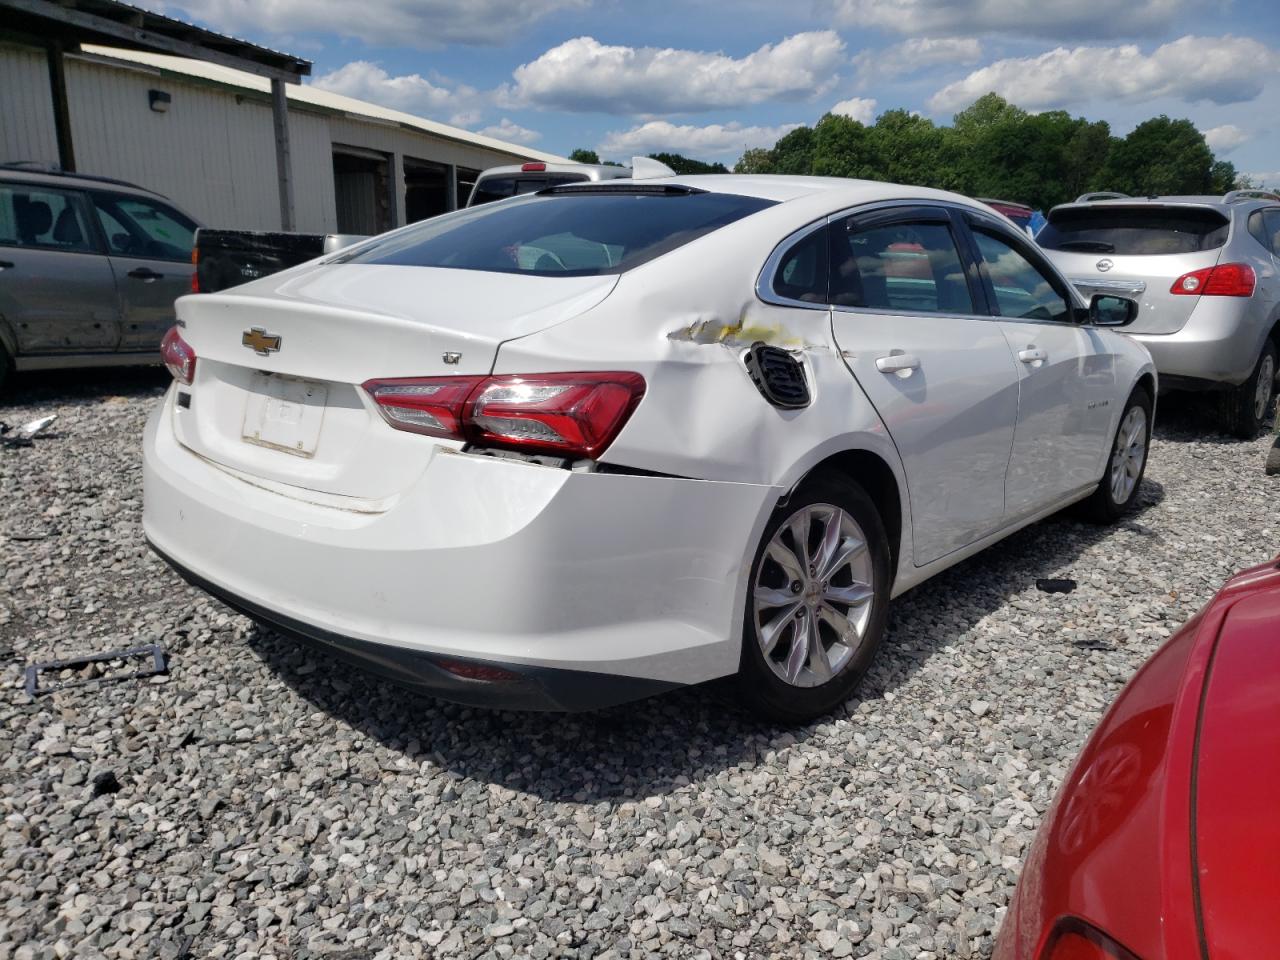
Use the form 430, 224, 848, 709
1193, 564, 1280, 958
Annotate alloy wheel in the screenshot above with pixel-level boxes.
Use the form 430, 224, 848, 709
753, 503, 876, 688
1109, 406, 1147, 505
1254, 353, 1275, 422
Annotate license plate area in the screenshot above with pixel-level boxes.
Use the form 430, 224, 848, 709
241, 373, 328, 458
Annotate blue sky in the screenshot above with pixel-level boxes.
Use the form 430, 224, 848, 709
148, 0, 1280, 185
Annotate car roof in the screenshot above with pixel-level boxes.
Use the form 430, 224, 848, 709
581, 174, 997, 210
1050, 193, 1280, 216
476, 162, 633, 181
0, 165, 171, 200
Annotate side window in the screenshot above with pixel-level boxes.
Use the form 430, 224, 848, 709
1264, 210, 1280, 258
0, 184, 95, 253
91, 193, 196, 262
830, 217, 974, 314
771, 226, 828, 303
1248, 210, 1270, 251
972, 229, 1071, 323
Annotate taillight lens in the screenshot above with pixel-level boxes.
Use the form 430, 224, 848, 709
362, 371, 646, 460
1170, 262, 1255, 297
190, 247, 199, 293
467, 372, 645, 458
363, 376, 484, 439
160, 326, 196, 384
1041, 922, 1140, 960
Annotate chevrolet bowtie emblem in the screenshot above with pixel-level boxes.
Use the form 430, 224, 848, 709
242, 327, 281, 356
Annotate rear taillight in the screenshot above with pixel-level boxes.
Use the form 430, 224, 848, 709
160, 326, 196, 384
363, 376, 484, 439
190, 247, 199, 293
1170, 262, 1255, 297
361, 371, 646, 460
1040, 922, 1139, 960
521, 162, 547, 172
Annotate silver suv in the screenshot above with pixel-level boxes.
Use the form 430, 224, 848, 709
1039, 190, 1280, 436
0, 164, 199, 390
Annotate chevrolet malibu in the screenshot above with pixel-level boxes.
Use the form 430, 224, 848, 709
143, 175, 1156, 721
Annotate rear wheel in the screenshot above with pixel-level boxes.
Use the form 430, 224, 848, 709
1222, 339, 1276, 439
738, 475, 891, 723
1082, 387, 1151, 523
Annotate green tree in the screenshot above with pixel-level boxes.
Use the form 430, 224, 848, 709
1099, 116, 1214, 196
769, 126, 818, 175
647, 152, 729, 175
568, 148, 600, 164
734, 148, 775, 174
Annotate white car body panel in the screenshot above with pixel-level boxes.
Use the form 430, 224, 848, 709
142, 174, 1156, 710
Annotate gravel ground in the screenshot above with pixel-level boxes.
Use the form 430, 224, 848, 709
2, 369, 1277, 960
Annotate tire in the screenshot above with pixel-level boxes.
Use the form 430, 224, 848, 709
0, 341, 11, 395
1082, 386, 1152, 523
738, 474, 891, 723
1221, 339, 1276, 439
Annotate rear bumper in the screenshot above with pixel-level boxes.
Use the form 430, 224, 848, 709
149, 538, 679, 711
142, 388, 776, 708
1130, 299, 1263, 387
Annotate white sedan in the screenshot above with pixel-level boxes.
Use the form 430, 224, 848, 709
143, 174, 1155, 721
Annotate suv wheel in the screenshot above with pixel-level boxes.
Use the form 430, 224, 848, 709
1082, 387, 1152, 523
738, 475, 891, 723
1223, 339, 1277, 438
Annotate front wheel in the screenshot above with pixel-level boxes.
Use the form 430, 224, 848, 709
738, 475, 891, 723
1082, 387, 1152, 523
1222, 339, 1276, 439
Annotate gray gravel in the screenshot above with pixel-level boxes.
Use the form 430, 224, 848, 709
2, 369, 1277, 960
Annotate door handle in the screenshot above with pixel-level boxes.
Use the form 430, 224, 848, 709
0, 260, 13, 270
875, 352, 920, 375
128, 267, 163, 281
1018, 347, 1048, 364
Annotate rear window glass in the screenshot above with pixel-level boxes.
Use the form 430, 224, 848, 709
468, 174, 587, 206
338, 190, 776, 276
1038, 206, 1229, 255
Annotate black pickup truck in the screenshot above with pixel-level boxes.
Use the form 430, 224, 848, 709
193, 229, 365, 293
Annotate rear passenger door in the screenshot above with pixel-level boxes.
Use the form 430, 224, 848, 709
964, 216, 1117, 515
0, 182, 120, 355
828, 204, 1021, 566
89, 192, 196, 353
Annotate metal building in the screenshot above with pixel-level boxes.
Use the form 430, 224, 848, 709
0, 4, 564, 234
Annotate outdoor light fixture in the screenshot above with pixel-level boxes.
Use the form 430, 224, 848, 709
149, 89, 171, 113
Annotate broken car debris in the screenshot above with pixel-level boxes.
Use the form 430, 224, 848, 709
24, 643, 167, 698
1, 414, 57, 448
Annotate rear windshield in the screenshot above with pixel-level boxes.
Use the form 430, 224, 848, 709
1039, 206, 1229, 255
337, 189, 776, 276
468, 174, 587, 206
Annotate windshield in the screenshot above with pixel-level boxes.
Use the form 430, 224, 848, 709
1039, 206, 1229, 255
338, 189, 776, 276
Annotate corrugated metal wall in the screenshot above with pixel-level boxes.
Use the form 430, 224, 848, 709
0, 42, 61, 166
0, 43, 535, 234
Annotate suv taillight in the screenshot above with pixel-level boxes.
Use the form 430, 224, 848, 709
160, 326, 196, 384
362, 372, 645, 460
1170, 262, 1255, 297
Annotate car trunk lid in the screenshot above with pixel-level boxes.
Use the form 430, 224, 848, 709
171, 264, 617, 499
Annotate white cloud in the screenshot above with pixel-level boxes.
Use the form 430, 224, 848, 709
854, 37, 982, 79
311, 61, 483, 126
478, 118, 542, 145
152, 0, 590, 48
598, 121, 802, 160
830, 97, 878, 124
928, 36, 1279, 113
828, 0, 1187, 39
504, 32, 846, 114
1202, 124, 1250, 154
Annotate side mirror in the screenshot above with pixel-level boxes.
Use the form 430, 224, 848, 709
1089, 294, 1138, 327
